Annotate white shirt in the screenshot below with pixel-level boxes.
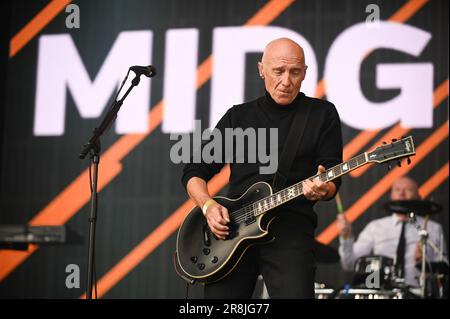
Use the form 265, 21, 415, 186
339, 214, 447, 287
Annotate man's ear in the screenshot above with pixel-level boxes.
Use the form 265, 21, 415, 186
302, 65, 308, 80
257, 62, 264, 78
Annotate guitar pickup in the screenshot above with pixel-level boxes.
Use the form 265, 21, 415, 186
244, 215, 256, 226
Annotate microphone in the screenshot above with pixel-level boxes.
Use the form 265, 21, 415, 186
130, 65, 157, 77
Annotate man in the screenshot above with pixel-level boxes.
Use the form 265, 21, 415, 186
337, 176, 447, 288
182, 38, 343, 298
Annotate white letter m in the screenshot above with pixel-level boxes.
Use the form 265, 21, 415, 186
34, 31, 152, 136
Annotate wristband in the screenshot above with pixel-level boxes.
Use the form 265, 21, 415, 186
202, 199, 217, 216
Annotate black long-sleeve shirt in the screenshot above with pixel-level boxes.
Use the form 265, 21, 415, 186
182, 91, 343, 229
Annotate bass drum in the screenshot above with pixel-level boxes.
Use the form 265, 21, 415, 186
352, 255, 395, 289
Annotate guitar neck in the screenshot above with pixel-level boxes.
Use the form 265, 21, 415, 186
253, 153, 369, 216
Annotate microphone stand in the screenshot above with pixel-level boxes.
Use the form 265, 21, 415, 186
79, 71, 142, 299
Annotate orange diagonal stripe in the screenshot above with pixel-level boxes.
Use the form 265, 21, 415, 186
80, 165, 230, 299
0, 103, 162, 280
389, 0, 428, 22
350, 79, 449, 177
343, 130, 380, 161
419, 162, 449, 198
339, 0, 430, 160
9, 0, 72, 58
194, 0, 296, 88
245, 0, 295, 26
314, 80, 326, 98
317, 120, 449, 244
0, 0, 295, 282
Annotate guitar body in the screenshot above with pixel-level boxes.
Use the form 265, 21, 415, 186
176, 182, 275, 283
175, 136, 415, 284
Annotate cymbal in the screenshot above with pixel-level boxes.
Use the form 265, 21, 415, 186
314, 241, 340, 264
383, 199, 442, 216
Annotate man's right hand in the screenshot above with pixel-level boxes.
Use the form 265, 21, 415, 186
337, 214, 351, 239
204, 202, 230, 240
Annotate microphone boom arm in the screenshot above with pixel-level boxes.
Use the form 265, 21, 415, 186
79, 74, 140, 159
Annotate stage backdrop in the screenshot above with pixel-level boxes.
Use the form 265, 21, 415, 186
0, 0, 448, 298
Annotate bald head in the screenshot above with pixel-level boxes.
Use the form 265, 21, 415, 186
390, 176, 420, 201
261, 38, 305, 65
258, 38, 307, 105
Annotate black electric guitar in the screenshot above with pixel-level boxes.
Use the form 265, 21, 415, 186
175, 136, 416, 284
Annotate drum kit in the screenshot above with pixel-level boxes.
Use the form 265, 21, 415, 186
315, 199, 449, 299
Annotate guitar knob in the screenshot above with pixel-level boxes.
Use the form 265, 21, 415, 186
190, 256, 198, 263
211, 256, 218, 263
203, 248, 210, 255
198, 263, 205, 270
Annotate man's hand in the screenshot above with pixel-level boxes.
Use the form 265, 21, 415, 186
337, 214, 352, 239
302, 165, 335, 201
204, 202, 230, 240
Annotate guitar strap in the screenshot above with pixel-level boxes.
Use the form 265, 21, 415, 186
272, 94, 312, 191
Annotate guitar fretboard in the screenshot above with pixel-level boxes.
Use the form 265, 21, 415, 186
250, 153, 368, 217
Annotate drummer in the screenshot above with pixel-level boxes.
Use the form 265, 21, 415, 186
337, 176, 447, 287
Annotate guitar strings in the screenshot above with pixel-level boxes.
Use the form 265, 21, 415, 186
229, 184, 305, 224
229, 181, 307, 223
227, 172, 329, 224
207, 152, 395, 225
229, 162, 355, 223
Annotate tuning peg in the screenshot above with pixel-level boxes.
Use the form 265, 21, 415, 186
407, 157, 411, 165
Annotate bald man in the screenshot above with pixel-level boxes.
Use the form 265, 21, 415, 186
182, 38, 343, 298
337, 176, 447, 288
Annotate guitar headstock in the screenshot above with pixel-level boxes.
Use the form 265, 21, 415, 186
367, 136, 415, 168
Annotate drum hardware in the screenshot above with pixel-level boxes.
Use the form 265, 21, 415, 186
353, 255, 395, 289
336, 287, 411, 299
314, 282, 336, 299
384, 199, 448, 298
407, 210, 448, 298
